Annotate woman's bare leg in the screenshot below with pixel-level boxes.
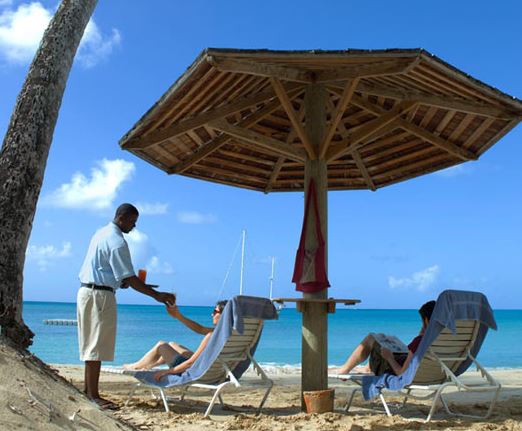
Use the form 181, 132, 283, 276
332, 335, 375, 375
124, 341, 179, 370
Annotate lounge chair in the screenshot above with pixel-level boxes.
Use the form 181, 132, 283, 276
329, 290, 500, 422
127, 295, 277, 417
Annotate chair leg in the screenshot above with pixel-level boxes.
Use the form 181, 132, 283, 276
204, 383, 229, 417
159, 388, 170, 413
439, 385, 502, 420
425, 384, 448, 422
125, 383, 141, 407
379, 393, 392, 416
344, 388, 360, 413
257, 382, 273, 412
401, 388, 412, 409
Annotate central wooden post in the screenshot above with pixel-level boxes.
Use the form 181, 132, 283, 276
301, 83, 328, 408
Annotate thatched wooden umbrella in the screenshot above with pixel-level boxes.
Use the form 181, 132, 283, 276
120, 48, 522, 405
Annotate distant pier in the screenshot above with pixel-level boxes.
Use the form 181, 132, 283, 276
43, 319, 78, 326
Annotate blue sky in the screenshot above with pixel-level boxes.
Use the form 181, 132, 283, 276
1, 0, 521, 308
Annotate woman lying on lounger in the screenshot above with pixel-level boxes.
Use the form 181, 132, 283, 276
123, 300, 227, 381
332, 300, 436, 376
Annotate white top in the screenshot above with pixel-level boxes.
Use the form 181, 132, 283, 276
79, 222, 135, 290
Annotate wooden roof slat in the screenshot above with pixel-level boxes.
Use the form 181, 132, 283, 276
461, 118, 495, 149
208, 56, 313, 83
178, 73, 247, 123
123, 84, 302, 150
351, 94, 477, 161
217, 149, 275, 166
326, 101, 417, 161
204, 155, 271, 176
146, 66, 217, 131
314, 58, 418, 82
477, 118, 519, 156
208, 119, 307, 162
353, 81, 518, 118
169, 96, 288, 174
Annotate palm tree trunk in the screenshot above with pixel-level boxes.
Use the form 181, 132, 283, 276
0, 0, 98, 347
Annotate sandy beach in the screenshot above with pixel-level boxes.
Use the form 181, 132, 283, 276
54, 364, 522, 430
2, 335, 521, 431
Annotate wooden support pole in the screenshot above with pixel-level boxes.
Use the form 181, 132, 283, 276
301, 83, 329, 410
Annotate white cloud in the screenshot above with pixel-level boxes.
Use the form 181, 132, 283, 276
177, 211, 217, 225
77, 20, 121, 68
0, 2, 120, 67
124, 228, 149, 268
146, 256, 174, 275
26, 241, 71, 271
44, 159, 135, 210
0, 2, 51, 63
435, 164, 470, 178
124, 229, 173, 275
388, 265, 440, 292
136, 202, 169, 215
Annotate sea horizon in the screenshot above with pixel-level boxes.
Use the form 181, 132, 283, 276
23, 301, 522, 369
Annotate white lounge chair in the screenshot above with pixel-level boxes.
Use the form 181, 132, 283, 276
126, 296, 276, 417
330, 290, 500, 422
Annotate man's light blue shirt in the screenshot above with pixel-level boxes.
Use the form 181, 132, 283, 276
79, 222, 135, 290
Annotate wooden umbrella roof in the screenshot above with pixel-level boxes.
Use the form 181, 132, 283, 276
120, 48, 522, 192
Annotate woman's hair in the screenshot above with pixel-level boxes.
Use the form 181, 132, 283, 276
215, 300, 228, 313
419, 300, 436, 321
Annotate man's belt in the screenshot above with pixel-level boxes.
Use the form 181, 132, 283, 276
81, 283, 114, 293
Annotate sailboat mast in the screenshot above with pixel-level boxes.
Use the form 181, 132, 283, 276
239, 229, 246, 295
269, 256, 275, 299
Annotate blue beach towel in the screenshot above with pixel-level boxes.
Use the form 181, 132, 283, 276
362, 289, 497, 400
134, 295, 278, 388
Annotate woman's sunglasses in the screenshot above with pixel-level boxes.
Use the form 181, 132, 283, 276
212, 308, 221, 316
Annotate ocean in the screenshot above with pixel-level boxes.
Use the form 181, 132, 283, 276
23, 301, 521, 369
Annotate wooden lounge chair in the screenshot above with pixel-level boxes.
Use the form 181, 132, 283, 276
127, 297, 276, 417
330, 291, 500, 422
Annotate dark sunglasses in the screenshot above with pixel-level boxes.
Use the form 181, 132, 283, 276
212, 308, 221, 316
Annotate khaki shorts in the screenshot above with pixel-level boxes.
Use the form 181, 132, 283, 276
77, 287, 117, 361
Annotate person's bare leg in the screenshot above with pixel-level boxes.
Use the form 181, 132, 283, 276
85, 360, 101, 398
333, 335, 375, 374
167, 341, 193, 357
124, 341, 192, 370
124, 341, 169, 370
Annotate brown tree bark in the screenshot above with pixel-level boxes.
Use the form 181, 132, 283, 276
0, 0, 98, 347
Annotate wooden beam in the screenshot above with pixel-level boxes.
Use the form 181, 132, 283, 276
350, 94, 478, 161
208, 119, 306, 162
351, 149, 376, 191
354, 82, 520, 119
207, 56, 313, 83
264, 106, 305, 193
264, 157, 285, 193
315, 58, 418, 83
319, 79, 358, 158
271, 78, 316, 159
170, 96, 286, 174
326, 101, 417, 161
123, 84, 302, 150
396, 118, 477, 161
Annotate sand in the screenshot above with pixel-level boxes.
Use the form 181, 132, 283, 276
2, 337, 521, 430
57, 364, 522, 431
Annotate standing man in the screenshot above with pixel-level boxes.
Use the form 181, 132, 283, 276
77, 203, 176, 409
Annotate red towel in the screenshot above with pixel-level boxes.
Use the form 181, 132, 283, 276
292, 180, 330, 293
